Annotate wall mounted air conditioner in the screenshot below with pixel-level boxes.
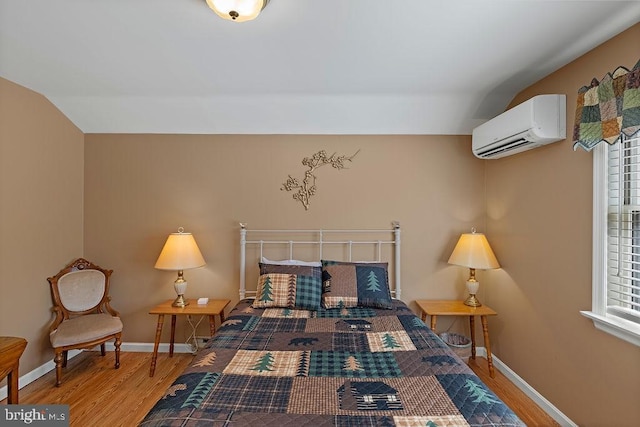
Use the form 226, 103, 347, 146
472, 94, 566, 159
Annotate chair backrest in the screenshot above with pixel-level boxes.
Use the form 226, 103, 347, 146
48, 258, 113, 317
57, 270, 106, 312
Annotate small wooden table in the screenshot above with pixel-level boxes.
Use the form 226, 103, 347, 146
0, 337, 27, 404
416, 300, 497, 378
148, 299, 229, 377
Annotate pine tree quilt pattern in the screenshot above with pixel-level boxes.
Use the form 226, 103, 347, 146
140, 299, 525, 427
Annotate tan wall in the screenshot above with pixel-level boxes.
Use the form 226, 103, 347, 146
0, 78, 84, 376
83, 134, 487, 344
485, 24, 640, 426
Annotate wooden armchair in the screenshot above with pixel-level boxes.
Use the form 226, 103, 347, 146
47, 258, 122, 386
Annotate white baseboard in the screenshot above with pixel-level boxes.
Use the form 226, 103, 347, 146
103, 341, 194, 354
0, 349, 83, 401
0, 343, 193, 401
476, 348, 577, 427
2, 343, 575, 427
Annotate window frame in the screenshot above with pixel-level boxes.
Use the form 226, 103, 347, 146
581, 136, 640, 347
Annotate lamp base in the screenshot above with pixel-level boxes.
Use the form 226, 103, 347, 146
464, 277, 482, 307
172, 294, 189, 307
463, 294, 482, 307
173, 273, 189, 307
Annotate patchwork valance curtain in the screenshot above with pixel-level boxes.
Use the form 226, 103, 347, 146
573, 59, 640, 151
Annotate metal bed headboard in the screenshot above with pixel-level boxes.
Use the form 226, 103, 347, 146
239, 222, 401, 300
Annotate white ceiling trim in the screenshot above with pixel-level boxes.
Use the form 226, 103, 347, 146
51, 94, 487, 134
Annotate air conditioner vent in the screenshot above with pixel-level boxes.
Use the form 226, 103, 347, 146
475, 138, 530, 158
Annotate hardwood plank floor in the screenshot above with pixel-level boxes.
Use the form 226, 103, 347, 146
3, 351, 193, 427
4, 352, 558, 426
468, 357, 560, 426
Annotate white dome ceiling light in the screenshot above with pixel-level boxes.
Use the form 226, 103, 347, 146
206, 0, 269, 22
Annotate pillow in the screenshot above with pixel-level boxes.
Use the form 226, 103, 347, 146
259, 262, 322, 277
321, 260, 392, 309
260, 257, 321, 267
252, 263, 322, 310
253, 273, 321, 310
320, 260, 388, 286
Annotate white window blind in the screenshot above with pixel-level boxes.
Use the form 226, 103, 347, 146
607, 133, 640, 324
582, 133, 640, 346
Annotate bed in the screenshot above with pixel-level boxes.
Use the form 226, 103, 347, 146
140, 224, 524, 426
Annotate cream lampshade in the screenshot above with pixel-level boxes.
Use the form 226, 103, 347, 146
206, 0, 269, 22
447, 229, 500, 307
155, 227, 206, 307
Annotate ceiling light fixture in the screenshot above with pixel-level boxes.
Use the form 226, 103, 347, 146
206, 0, 269, 22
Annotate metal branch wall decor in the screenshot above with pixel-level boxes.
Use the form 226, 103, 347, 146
281, 149, 360, 210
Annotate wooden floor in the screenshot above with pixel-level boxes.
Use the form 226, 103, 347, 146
4, 352, 558, 426
468, 357, 559, 427
3, 352, 193, 427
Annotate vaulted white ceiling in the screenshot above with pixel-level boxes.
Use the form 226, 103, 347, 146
1, 0, 639, 134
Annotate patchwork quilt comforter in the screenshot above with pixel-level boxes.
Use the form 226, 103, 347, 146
140, 299, 525, 426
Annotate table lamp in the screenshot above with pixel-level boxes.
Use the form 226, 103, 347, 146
447, 228, 500, 307
154, 227, 206, 307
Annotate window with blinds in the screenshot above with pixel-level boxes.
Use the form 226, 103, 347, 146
583, 132, 640, 347
607, 133, 640, 324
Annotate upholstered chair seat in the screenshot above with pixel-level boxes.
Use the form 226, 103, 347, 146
47, 258, 122, 386
50, 313, 123, 348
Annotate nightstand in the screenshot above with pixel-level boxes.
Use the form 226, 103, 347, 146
416, 300, 497, 378
148, 299, 230, 377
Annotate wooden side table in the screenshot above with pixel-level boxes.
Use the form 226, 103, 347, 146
0, 337, 27, 404
148, 299, 230, 377
416, 300, 497, 378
